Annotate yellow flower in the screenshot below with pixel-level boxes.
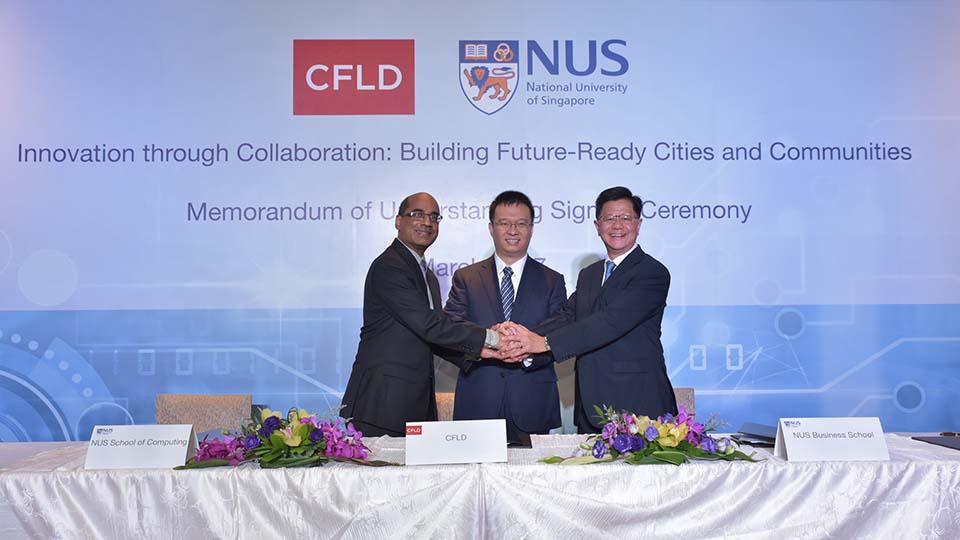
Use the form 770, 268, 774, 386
633, 415, 652, 434
259, 407, 282, 423
658, 423, 689, 448
278, 427, 302, 447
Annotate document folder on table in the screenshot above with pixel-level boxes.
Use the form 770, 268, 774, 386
911, 436, 960, 452
734, 422, 777, 447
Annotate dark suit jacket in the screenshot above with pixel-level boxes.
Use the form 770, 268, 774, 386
444, 256, 567, 433
536, 245, 677, 432
340, 239, 487, 434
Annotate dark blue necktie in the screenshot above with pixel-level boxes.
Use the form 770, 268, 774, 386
500, 267, 514, 321
419, 258, 434, 309
603, 260, 616, 285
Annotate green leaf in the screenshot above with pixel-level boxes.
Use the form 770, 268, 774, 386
332, 457, 400, 467
651, 451, 688, 466
624, 454, 667, 465
687, 447, 721, 460
261, 455, 321, 469
539, 456, 566, 464
260, 451, 282, 463
721, 450, 761, 462
558, 454, 613, 465
175, 458, 231, 470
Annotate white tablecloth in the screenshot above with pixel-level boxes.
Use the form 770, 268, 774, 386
1, 435, 959, 539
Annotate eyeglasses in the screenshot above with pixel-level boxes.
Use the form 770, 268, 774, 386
400, 210, 443, 223
597, 214, 639, 225
493, 220, 531, 231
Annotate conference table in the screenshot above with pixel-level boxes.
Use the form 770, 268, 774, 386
1, 434, 958, 539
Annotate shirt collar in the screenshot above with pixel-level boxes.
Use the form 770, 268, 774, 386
494, 253, 528, 278
608, 244, 638, 267
398, 239, 425, 265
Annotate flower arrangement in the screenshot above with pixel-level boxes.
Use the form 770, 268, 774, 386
541, 405, 757, 466
178, 407, 395, 469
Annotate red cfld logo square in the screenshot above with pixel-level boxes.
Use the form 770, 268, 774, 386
293, 39, 415, 115
406, 425, 423, 436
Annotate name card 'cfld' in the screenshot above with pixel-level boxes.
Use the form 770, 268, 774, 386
405, 419, 507, 466
774, 417, 889, 462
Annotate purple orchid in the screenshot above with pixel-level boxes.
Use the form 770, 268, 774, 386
196, 435, 246, 465
675, 406, 689, 425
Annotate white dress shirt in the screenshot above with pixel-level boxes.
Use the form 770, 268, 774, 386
494, 253, 527, 306
495, 253, 532, 367
601, 244, 638, 286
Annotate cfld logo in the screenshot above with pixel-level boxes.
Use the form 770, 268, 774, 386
406, 425, 423, 436
293, 39, 415, 115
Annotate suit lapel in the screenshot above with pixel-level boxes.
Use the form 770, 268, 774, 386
511, 257, 539, 323
603, 245, 644, 290
479, 257, 506, 321
583, 259, 604, 312
390, 238, 431, 303
427, 270, 442, 311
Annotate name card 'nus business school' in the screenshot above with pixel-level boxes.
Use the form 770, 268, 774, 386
774, 417, 889, 462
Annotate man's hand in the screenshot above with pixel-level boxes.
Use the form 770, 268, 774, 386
480, 347, 502, 359
496, 322, 548, 362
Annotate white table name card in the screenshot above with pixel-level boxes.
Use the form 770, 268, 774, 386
774, 417, 889, 462
85, 424, 198, 470
405, 419, 507, 465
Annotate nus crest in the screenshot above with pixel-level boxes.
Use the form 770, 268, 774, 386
459, 40, 520, 115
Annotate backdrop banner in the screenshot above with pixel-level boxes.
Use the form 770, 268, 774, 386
1, 1, 957, 440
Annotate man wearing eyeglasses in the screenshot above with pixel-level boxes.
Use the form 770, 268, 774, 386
497, 186, 678, 434
443, 191, 567, 443
340, 192, 504, 437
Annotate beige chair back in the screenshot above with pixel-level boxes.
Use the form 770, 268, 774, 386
436, 391, 455, 422
674, 387, 696, 416
155, 393, 252, 433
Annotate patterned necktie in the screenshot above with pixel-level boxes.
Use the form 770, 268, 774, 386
419, 258, 434, 309
500, 267, 515, 321
603, 260, 616, 285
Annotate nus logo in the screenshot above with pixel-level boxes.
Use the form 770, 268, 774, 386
293, 39, 415, 115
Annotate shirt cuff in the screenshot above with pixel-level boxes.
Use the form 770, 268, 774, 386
484, 329, 500, 349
